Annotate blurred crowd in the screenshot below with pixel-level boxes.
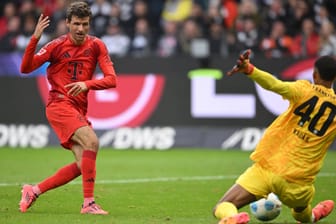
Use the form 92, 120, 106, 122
1, 0, 336, 59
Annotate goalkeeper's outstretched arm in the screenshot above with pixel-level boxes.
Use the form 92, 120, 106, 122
227, 49, 290, 96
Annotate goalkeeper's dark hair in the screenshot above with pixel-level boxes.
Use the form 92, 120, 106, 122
66, 1, 92, 22
315, 55, 336, 81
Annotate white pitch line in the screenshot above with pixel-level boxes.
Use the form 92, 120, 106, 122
0, 173, 335, 187
0, 175, 238, 187
88, 175, 239, 185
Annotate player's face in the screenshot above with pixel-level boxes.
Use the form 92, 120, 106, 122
66, 16, 90, 45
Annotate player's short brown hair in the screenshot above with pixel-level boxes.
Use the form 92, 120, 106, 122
66, 1, 92, 21
315, 55, 336, 82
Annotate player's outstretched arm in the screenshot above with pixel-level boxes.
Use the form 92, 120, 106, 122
228, 50, 290, 97
227, 49, 255, 76
21, 14, 50, 74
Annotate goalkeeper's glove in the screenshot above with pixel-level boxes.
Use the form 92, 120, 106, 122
227, 49, 254, 76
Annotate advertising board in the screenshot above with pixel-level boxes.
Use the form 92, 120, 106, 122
1, 53, 334, 150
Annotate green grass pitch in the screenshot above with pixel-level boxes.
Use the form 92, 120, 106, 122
0, 147, 335, 224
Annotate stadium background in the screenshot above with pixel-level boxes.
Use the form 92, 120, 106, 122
1, 0, 336, 150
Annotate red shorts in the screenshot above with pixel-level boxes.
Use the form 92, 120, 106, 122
46, 100, 91, 149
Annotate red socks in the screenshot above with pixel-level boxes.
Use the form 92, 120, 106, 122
37, 162, 81, 194
81, 150, 97, 200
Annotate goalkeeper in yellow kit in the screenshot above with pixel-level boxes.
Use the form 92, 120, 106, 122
213, 50, 335, 224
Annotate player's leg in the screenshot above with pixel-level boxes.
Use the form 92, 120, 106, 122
292, 205, 313, 223
19, 114, 82, 213
214, 184, 254, 224
281, 182, 333, 223
280, 183, 314, 223
20, 101, 84, 212
292, 200, 335, 223
71, 126, 108, 215
214, 164, 273, 224
19, 158, 82, 213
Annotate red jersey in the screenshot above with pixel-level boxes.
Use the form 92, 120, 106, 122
21, 34, 117, 115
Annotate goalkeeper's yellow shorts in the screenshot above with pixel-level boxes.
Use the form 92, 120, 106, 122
236, 163, 315, 208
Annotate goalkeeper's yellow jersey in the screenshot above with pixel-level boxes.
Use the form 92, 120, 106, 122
249, 68, 336, 184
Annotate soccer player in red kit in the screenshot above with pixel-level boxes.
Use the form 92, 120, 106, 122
19, 1, 117, 215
